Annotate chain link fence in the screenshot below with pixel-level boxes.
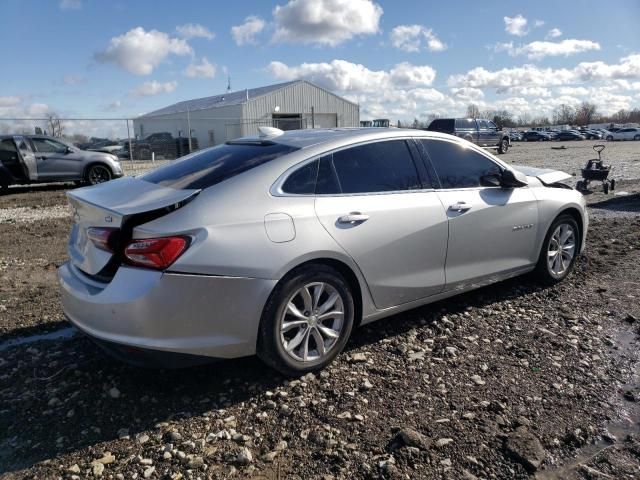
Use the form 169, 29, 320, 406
0, 115, 316, 176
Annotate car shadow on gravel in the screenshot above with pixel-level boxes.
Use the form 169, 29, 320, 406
0, 271, 556, 474
4, 183, 73, 196
588, 192, 640, 214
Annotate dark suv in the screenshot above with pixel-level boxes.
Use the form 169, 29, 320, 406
426, 118, 511, 154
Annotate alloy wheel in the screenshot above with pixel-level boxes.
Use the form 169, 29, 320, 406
547, 223, 576, 278
279, 282, 345, 362
88, 165, 111, 185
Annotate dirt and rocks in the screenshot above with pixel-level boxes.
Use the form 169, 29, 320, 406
0, 145, 639, 479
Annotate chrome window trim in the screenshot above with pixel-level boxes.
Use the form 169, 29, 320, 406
270, 136, 428, 198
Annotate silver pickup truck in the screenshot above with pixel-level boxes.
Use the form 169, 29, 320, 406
0, 135, 123, 191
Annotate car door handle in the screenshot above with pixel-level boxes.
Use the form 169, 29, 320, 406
449, 202, 472, 212
338, 213, 370, 224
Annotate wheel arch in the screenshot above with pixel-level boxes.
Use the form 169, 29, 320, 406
268, 257, 366, 328
555, 207, 585, 252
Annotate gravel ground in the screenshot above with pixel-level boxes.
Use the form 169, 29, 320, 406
0, 144, 639, 479
505, 139, 640, 182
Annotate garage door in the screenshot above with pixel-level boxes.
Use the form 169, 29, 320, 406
313, 114, 337, 128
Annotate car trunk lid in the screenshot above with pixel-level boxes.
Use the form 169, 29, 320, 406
67, 177, 199, 276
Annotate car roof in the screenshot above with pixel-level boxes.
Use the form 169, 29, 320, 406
233, 127, 460, 150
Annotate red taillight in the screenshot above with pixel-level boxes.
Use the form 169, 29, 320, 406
87, 227, 119, 252
124, 236, 189, 270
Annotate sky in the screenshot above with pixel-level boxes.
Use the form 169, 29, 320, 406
1, 0, 640, 137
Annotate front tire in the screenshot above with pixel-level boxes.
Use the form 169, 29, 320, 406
257, 265, 355, 377
498, 138, 509, 154
606, 135, 613, 141
86, 164, 112, 185
534, 214, 580, 284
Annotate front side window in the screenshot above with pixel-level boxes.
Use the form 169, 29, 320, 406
32, 138, 67, 154
331, 140, 421, 194
143, 141, 299, 190
419, 139, 502, 189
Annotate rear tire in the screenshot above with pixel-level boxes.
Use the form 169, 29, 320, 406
634, 134, 640, 141
257, 265, 355, 377
534, 214, 580, 285
606, 135, 613, 141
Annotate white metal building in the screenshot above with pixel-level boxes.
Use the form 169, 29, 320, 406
133, 80, 360, 148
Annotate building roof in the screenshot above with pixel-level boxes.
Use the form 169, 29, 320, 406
139, 80, 305, 118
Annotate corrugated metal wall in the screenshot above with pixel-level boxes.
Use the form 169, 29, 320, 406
134, 104, 243, 148
242, 81, 359, 136
135, 81, 360, 147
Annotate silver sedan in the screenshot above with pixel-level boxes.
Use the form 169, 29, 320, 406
59, 128, 588, 375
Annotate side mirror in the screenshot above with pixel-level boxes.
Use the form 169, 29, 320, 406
500, 169, 528, 188
480, 173, 502, 187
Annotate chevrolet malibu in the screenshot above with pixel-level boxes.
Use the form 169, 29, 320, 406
59, 128, 588, 376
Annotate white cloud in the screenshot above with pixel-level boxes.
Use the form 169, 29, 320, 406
184, 57, 216, 78
574, 54, 640, 81
504, 14, 528, 36
131, 80, 178, 97
231, 16, 266, 46
534, 19, 545, 28
493, 39, 601, 60
390, 62, 436, 87
546, 28, 562, 39
556, 86, 590, 96
60, 0, 81, 10
96, 27, 193, 75
496, 86, 551, 97
266, 59, 435, 93
448, 64, 575, 89
272, 0, 383, 46
105, 100, 122, 111
176, 23, 215, 40
450, 87, 485, 102
0, 96, 22, 107
389, 24, 446, 52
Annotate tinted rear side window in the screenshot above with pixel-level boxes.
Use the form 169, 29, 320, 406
419, 139, 501, 189
316, 155, 341, 194
332, 140, 421, 194
282, 160, 318, 194
427, 119, 454, 132
455, 118, 477, 130
142, 142, 299, 190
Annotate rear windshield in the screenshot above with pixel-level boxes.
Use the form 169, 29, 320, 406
142, 142, 299, 190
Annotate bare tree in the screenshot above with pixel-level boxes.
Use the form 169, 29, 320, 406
552, 104, 576, 125
574, 101, 598, 126
517, 112, 531, 127
466, 104, 480, 118
46, 114, 65, 138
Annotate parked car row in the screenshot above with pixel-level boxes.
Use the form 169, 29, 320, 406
509, 126, 640, 142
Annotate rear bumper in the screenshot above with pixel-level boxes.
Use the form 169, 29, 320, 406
58, 261, 277, 360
